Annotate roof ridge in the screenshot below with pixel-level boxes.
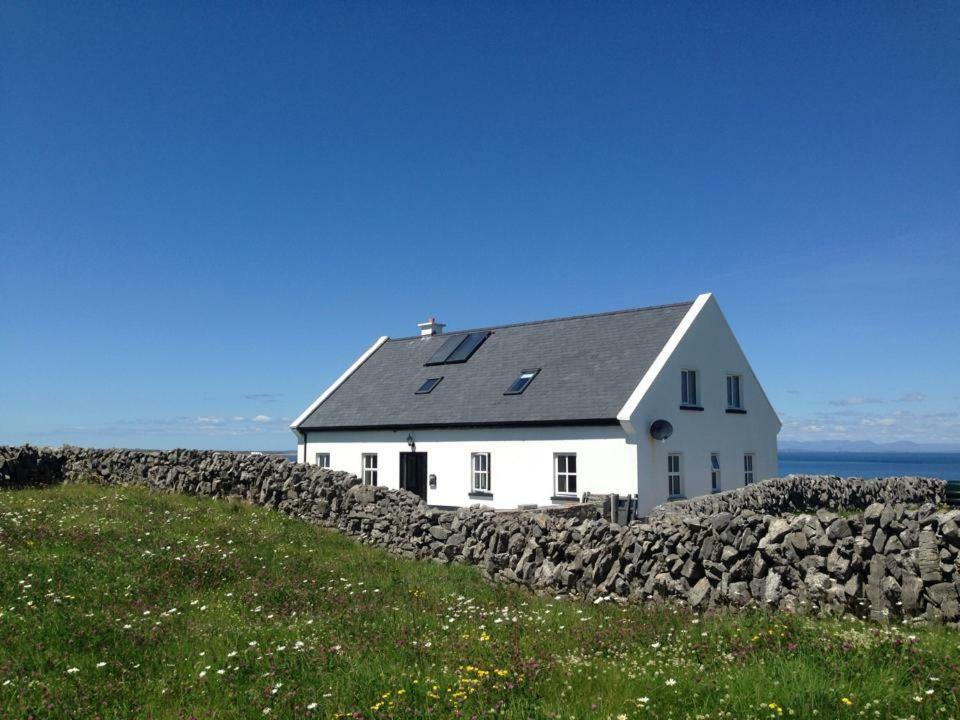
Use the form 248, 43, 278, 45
388, 298, 696, 342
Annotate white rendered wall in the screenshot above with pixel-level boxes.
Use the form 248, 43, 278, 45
627, 295, 780, 513
298, 425, 636, 509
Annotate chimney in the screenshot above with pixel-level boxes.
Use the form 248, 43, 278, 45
417, 316, 445, 336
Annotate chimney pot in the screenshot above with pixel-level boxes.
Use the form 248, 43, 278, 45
417, 317, 445, 336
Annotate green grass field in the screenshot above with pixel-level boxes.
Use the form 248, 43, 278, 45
2, 484, 959, 719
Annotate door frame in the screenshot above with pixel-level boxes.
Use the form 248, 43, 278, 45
399, 451, 428, 502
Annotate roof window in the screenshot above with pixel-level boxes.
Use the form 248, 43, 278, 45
504, 368, 540, 395
415, 377, 443, 394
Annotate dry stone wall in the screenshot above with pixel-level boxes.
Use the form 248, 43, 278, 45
1, 445, 957, 625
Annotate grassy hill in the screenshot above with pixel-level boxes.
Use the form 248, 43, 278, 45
1, 484, 958, 719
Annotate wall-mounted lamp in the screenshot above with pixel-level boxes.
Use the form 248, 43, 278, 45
406, 433, 416, 450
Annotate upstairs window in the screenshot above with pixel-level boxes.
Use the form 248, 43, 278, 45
555, 454, 577, 496
315, 453, 330, 469
681, 370, 699, 407
726, 374, 743, 410
744, 453, 755, 485
711, 453, 721, 493
471, 452, 491, 494
362, 453, 378, 486
416, 377, 443, 394
668, 453, 682, 498
504, 368, 540, 395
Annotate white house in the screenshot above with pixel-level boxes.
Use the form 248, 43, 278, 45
291, 294, 780, 514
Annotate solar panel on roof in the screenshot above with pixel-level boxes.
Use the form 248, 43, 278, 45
424, 334, 467, 366
444, 331, 490, 364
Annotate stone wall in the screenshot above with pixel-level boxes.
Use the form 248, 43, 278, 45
651, 474, 946, 517
1, 445, 957, 625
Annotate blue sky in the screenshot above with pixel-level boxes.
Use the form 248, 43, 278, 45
2, 2, 958, 450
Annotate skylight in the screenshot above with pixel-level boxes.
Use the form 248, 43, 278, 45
415, 377, 443, 394
504, 368, 540, 395
424, 331, 490, 366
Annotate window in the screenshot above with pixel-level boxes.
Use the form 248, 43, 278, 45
315, 453, 330, 469
362, 453, 378, 486
471, 452, 491, 494
726, 374, 743, 409
555, 454, 577, 496
425, 331, 490, 366
668, 453, 682, 498
744, 453, 755, 485
504, 368, 540, 395
681, 370, 699, 407
360, 453, 377, 485
711, 453, 721, 493
416, 377, 443, 394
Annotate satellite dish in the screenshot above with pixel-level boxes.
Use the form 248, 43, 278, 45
649, 419, 673, 441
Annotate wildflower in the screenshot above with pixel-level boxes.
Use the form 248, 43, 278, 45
66, 667, 79, 674
96, 662, 106, 668
198, 670, 207, 678
307, 703, 318, 710
665, 678, 677, 686
840, 698, 852, 706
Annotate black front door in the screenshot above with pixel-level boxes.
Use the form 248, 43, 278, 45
400, 452, 428, 502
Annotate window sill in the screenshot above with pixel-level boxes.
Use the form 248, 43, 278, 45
468, 491, 493, 499
550, 494, 578, 503
725, 408, 747, 414
711, 489, 721, 494
679, 405, 704, 411
667, 495, 687, 501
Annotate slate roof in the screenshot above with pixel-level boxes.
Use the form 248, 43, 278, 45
297, 300, 694, 430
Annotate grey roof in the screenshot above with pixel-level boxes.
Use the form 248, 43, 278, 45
298, 300, 694, 430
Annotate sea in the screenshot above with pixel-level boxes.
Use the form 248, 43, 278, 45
778, 451, 960, 482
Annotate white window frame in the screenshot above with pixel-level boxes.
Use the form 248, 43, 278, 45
681, 369, 699, 407
361, 453, 378, 486
315, 453, 330, 469
726, 374, 743, 410
470, 452, 491, 494
554, 453, 577, 496
744, 453, 755, 485
711, 453, 721, 493
667, 453, 683, 498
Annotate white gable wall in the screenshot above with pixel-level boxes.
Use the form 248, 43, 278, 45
624, 294, 780, 511
299, 424, 637, 509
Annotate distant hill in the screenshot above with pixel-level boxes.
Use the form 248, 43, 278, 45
779, 440, 960, 454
